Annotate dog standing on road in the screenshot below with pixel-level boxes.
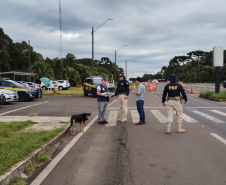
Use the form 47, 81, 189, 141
69, 113, 91, 135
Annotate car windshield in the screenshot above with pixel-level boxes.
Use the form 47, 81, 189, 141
8, 80, 25, 88
93, 79, 102, 84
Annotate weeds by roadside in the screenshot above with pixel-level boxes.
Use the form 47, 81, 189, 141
199, 91, 226, 101
42, 87, 83, 96
0, 121, 65, 176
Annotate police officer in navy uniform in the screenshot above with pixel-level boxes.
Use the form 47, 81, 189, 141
114, 74, 130, 122
162, 74, 188, 134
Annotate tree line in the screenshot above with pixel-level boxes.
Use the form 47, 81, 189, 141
142, 50, 226, 83
0, 28, 123, 86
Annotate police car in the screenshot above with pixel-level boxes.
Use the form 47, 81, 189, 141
83, 76, 115, 98
0, 79, 39, 101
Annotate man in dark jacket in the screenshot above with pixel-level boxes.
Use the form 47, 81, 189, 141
162, 74, 187, 134
114, 74, 130, 122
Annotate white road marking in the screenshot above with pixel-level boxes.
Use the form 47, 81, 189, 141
107, 107, 167, 110
186, 107, 226, 109
210, 133, 226, 145
130, 110, 140, 123
0, 101, 49, 116
106, 111, 118, 127
181, 113, 198, 122
31, 98, 117, 184
30, 115, 98, 185
191, 110, 225, 123
209, 110, 226, 117
150, 110, 167, 123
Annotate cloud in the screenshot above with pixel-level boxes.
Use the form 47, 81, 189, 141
1, 0, 226, 80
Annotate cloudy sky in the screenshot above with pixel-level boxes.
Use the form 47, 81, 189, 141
1, 0, 226, 80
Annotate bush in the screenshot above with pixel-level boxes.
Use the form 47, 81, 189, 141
199, 91, 226, 101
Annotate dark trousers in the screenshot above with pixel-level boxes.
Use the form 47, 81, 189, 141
136, 100, 145, 122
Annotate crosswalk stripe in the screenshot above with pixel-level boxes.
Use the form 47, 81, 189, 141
210, 133, 226, 145
191, 110, 225, 123
173, 111, 198, 122
182, 113, 198, 122
209, 110, 226, 117
106, 111, 118, 127
130, 110, 140, 123
150, 110, 167, 123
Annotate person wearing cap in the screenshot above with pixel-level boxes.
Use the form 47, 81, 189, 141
133, 77, 145, 125
96, 77, 109, 125
162, 74, 188, 134
114, 74, 130, 122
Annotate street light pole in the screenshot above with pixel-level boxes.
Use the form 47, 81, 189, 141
91, 18, 113, 76
114, 44, 127, 82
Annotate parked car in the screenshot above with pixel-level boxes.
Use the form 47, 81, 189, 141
83, 76, 115, 98
57, 80, 69, 90
223, 80, 226, 88
24, 82, 42, 98
41, 80, 59, 90
17, 81, 29, 87
0, 88, 19, 104
0, 79, 39, 101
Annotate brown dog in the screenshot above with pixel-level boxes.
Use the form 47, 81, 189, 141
69, 113, 91, 135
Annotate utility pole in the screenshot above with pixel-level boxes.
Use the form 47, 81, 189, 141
59, 0, 62, 59
28, 40, 31, 81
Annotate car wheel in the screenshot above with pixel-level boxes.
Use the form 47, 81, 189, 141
42, 86, 47, 90
38, 89, 43, 98
1, 95, 6, 104
18, 92, 29, 102
58, 86, 63, 91
92, 89, 97, 98
84, 89, 88, 96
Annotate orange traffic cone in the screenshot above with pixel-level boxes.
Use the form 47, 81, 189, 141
47, 88, 50, 93
190, 87, 193, 94
187, 87, 190, 93
148, 83, 154, 92
145, 81, 147, 87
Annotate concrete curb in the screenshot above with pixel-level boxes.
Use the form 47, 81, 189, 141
0, 124, 70, 185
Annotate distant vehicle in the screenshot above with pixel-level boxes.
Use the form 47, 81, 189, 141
24, 82, 42, 98
83, 76, 115, 98
223, 80, 226, 88
0, 79, 39, 101
17, 81, 29, 87
158, 79, 166, 82
148, 79, 158, 84
24, 82, 40, 88
41, 80, 59, 90
57, 80, 69, 90
0, 88, 19, 104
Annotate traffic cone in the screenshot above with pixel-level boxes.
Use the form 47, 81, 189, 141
145, 81, 147, 87
47, 88, 50, 93
148, 83, 154, 92
187, 87, 190, 93
190, 87, 193, 94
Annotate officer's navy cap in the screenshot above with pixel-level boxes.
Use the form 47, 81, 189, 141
118, 74, 124, 77
101, 77, 107, 81
170, 74, 177, 82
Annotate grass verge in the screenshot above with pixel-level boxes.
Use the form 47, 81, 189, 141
199, 91, 226, 101
0, 120, 65, 176
42, 87, 83, 96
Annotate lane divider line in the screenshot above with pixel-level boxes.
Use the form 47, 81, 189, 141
0, 101, 49, 116
210, 133, 226, 145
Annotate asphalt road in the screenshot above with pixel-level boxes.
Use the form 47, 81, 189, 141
1, 84, 226, 185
